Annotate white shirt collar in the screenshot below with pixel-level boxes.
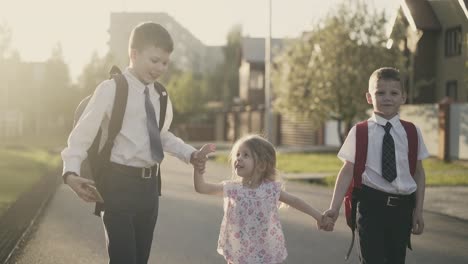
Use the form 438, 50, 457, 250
369, 112, 401, 128
124, 67, 155, 93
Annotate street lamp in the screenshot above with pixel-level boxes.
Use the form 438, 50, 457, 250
264, 0, 273, 143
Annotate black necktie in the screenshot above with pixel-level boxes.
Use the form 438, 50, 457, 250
144, 87, 164, 163
381, 122, 397, 182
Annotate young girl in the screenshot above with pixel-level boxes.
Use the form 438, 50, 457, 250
194, 135, 326, 264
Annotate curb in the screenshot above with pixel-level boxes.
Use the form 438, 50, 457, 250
0, 170, 60, 264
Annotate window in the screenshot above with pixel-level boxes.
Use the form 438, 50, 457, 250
445, 26, 462, 57
249, 71, 264, 90
446, 80, 458, 100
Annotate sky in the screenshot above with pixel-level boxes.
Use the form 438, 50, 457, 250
0, 0, 400, 81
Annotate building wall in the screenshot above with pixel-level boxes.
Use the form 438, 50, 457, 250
239, 60, 250, 101
432, 1, 468, 102
414, 31, 439, 103
108, 12, 223, 74
280, 115, 319, 147
451, 103, 468, 159
247, 63, 265, 105
324, 121, 341, 147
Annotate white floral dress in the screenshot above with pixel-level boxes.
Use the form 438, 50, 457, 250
217, 180, 287, 264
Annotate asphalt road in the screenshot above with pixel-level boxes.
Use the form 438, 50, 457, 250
8, 156, 468, 263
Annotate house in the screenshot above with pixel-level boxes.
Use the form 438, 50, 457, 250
225, 37, 325, 147
388, 0, 468, 103
239, 37, 283, 105
108, 12, 223, 74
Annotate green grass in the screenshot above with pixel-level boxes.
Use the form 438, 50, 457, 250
0, 147, 61, 216
215, 153, 468, 187
0, 130, 68, 150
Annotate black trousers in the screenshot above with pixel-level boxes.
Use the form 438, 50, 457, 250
100, 163, 159, 264
356, 186, 414, 264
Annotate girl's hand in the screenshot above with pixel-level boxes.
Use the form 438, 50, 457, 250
319, 214, 335, 230
320, 209, 338, 231
191, 144, 216, 174
199, 143, 216, 156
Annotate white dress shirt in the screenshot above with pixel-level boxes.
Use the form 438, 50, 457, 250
61, 68, 196, 175
338, 113, 429, 195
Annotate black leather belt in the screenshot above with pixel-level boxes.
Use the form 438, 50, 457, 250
360, 185, 414, 207
110, 162, 159, 179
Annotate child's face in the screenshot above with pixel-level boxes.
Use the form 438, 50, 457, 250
366, 80, 406, 120
233, 143, 256, 179
130, 45, 170, 84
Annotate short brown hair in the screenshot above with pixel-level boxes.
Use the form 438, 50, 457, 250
128, 22, 174, 54
368, 67, 402, 91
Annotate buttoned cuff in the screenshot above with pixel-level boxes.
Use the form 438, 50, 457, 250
183, 146, 197, 164
62, 158, 81, 176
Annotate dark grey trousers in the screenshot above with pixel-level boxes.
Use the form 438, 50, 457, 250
100, 164, 159, 264
356, 188, 414, 264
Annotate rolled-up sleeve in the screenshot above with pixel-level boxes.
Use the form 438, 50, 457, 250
61, 80, 115, 175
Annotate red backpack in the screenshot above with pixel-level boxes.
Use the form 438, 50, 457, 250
343, 119, 418, 259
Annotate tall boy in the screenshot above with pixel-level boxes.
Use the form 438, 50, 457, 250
61, 22, 205, 264
323, 67, 429, 263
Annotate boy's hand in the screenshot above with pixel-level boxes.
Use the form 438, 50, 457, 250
319, 213, 335, 230
190, 144, 216, 173
66, 174, 102, 203
412, 210, 424, 235
320, 208, 339, 231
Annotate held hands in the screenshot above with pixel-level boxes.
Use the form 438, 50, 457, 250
66, 174, 104, 203
319, 208, 339, 231
191, 143, 216, 174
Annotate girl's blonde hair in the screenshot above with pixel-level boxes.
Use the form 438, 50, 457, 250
229, 134, 278, 181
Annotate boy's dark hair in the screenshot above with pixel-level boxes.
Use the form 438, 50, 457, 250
128, 22, 174, 53
368, 67, 403, 91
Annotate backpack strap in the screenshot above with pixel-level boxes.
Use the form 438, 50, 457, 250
344, 120, 368, 260
93, 67, 128, 216
354, 121, 369, 187
107, 73, 128, 142
400, 120, 418, 176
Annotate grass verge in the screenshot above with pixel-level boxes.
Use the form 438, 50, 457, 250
0, 147, 61, 216
215, 153, 468, 187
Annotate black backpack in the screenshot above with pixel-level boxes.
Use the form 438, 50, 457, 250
73, 65, 168, 215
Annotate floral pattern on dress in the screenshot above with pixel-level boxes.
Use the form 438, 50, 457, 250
217, 180, 287, 264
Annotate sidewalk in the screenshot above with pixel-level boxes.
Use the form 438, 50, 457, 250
189, 141, 468, 221
282, 172, 468, 221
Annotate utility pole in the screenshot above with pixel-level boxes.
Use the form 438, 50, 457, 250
264, 0, 273, 143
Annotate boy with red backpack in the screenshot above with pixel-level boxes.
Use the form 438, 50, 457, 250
322, 67, 429, 263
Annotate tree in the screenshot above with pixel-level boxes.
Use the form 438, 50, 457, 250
166, 71, 205, 123
272, 0, 406, 143
77, 52, 118, 96
38, 43, 73, 131
221, 25, 242, 105
0, 21, 12, 59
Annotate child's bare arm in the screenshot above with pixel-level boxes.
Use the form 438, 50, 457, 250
322, 161, 354, 231
193, 144, 223, 195
329, 161, 354, 212
412, 160, 425, 234
279, 191, 323, 224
